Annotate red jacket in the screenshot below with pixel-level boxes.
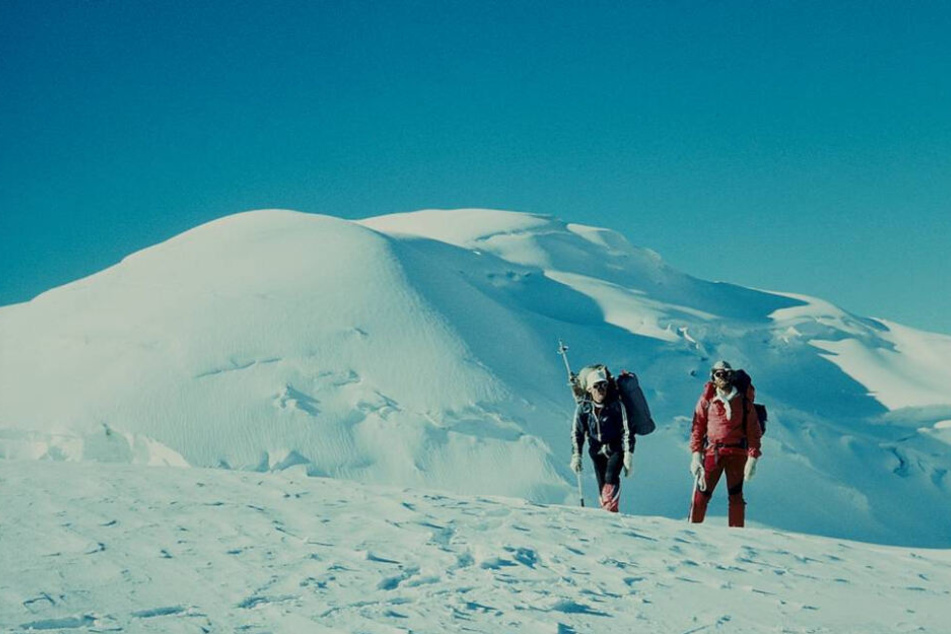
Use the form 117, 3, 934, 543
689, 382, 762, 458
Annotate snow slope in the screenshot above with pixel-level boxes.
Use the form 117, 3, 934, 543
2, 208, 951, 547
3, 459, 950, 633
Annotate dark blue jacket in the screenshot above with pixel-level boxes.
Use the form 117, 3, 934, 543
572, 397, 635, 457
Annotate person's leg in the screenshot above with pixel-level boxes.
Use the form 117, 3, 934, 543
600, 451, 624, 513
590, 450, 607, 495
690, 452, 724, 523
723, 454, 748, 527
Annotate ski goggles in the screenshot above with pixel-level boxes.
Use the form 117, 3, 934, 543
712, 370, 733, 379
591, 382, 608, 391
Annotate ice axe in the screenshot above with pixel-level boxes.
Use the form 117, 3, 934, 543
687, 467, 706, 522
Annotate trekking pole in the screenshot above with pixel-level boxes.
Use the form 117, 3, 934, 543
557, 339, 585, 508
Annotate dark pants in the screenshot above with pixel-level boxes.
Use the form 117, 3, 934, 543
590, 447, 624, 513
690, 452, 747, 527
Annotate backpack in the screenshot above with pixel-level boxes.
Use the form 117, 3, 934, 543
617, 370, 656, 436
731, 369, 768, 436
699, 369, 767, 451
571, 364, 656, 436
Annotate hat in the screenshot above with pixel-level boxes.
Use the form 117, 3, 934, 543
585, 368, 608, 390
711, 360, 733, 372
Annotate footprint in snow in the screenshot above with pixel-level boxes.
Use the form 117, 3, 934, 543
365, 551, 401, 564
18, 615, 96, 630
377, 566, 420, 591
479, 557, 518, 570
131, 605, 187, 618
504, 546, 538, 568
549, 599, 610, 617
22, 594, 56, 610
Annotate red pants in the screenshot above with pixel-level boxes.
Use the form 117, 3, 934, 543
690, 452, 747, 527
600, 483, 620, 513
591, 449, 624, 513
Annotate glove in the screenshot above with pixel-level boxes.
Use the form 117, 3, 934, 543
690, 451, 706, 491
623, 452, 633, 477
570, 453, 583, 473
744, 456, 758, 482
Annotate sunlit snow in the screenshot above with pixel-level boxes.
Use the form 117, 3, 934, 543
2, 208, 951, 630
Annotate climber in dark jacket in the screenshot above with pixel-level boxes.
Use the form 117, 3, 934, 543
570, 366, 634, 512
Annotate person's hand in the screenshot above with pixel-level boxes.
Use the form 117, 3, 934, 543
690, 452, 706, 491
623, 452, 633, 477
744, 456, 758, 482
570, 453, 583, 473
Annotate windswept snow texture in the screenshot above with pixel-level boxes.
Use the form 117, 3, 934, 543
2, 208, 951, 546
3, 461, 951, 633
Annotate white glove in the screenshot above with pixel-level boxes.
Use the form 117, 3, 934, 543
623, 452, 633, 477
570, 453, 583, 473
690, 451, 706, 491
744, 456, 758, 482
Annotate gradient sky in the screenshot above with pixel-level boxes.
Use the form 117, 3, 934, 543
2, 1, 950, 334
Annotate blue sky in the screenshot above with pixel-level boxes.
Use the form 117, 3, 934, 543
2, 1, 950, 334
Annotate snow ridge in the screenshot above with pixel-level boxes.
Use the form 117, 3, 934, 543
2, 208, 951, 547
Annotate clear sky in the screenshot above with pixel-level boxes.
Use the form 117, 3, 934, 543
2, 1, 950, 334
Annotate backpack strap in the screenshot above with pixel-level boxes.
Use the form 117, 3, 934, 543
619, 396, 631, 453
738, 391, 752, 449
741, 391, 748, 437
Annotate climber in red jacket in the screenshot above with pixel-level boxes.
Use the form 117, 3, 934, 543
688, 360, 762, 527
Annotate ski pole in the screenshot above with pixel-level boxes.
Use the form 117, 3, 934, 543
575, 467, 585, 508
557, 339, 573, 380
557, 339, 585, 508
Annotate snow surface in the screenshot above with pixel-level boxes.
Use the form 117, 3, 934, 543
2, 208, 951, 549
3, 459, 950, 633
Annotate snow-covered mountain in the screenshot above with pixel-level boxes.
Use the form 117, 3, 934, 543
2, 208, 950, 547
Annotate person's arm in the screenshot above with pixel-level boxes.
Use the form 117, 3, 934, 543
571, 404, 586, 456
689, 394, 709, 454
619, 401, 635, 454
746, 397, 762, 458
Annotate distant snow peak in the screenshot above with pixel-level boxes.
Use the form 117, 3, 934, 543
2, 207, 951, 547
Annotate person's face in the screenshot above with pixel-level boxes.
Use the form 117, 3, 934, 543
712, 369, 733, 390
588, 381, 608, 404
